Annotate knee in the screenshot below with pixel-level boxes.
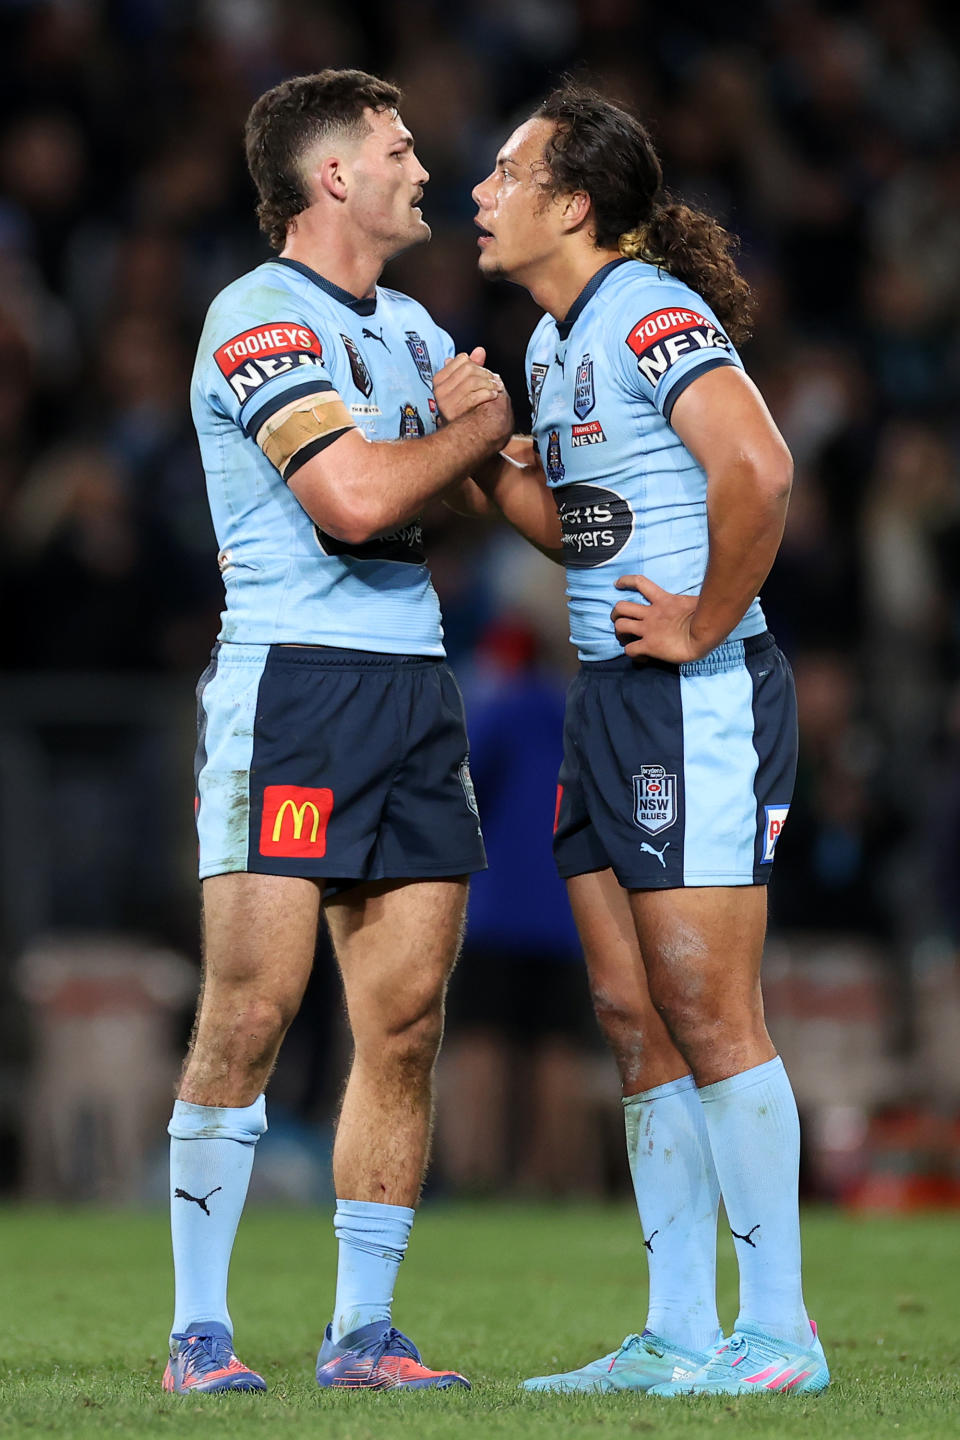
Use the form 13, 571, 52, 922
201, 988, 299, 1064
365, 997, 445, 1081
590, 985, 663, 1087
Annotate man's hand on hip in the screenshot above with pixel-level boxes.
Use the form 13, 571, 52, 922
611, 574, 715, 664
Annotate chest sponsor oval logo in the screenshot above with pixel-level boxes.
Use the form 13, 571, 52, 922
554, 482, 633, 567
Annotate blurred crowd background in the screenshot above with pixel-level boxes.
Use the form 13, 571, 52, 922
2, 0, 960, 1208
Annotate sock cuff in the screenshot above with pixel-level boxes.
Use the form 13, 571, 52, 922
622, 1073, 696, 1108
697, 1055, 785, 1105
168, 1094, 267, 1144
335, 1198, 416, 1227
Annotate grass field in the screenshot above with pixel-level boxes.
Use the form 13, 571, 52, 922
1, 1203, 958, 1439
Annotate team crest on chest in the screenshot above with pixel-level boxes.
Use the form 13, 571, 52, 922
545, 429, 566, 485
340, 334, 373, 397
405, 330, 434, 387
530, 362, 548, 423
632, 764, 677, 834
573, 353, 595, 419
399, 402, 425, 438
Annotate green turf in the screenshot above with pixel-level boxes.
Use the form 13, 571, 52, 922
1, 1204, 957, 1438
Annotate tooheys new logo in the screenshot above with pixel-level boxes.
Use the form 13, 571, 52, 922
555, 482, 633, 567
214, 325, 324, 401
625, 308, 731, 387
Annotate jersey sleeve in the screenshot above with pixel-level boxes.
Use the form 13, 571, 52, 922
614, 281, 741, 423
201, 288, 355, 482
435, 326, 456, 368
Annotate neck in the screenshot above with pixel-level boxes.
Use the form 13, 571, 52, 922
281, 216, 385, 299
522, 245, 623, 322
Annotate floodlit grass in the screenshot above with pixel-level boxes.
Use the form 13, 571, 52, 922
1, 1204, 958, 1438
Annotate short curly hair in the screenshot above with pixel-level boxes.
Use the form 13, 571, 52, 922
245, 69, 402, 250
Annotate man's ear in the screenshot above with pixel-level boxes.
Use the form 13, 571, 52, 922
315, 154, 348, 203
560, 189, 591, 233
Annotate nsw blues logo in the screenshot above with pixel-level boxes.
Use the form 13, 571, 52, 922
341, 334, 373, 397
405, 330, 434, 387
530, 362, 548, 423
632, 764, 677, 835
573, 353, 595, 419
545, 429, 565, 485
399, 402, 425, 438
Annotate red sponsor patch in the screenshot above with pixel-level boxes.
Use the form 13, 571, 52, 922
571, 420, 606, 446
554, 784, 564, 835
626, 309, 711, 356
259, 784, 334, 858
214, 324, 323, 377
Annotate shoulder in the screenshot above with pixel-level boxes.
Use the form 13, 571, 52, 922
600, 261, 722, 329
377, 285, 439, 331
526, 311, 555, 361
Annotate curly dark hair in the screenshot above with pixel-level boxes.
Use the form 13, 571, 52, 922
245, 69, 402, 251
534, 83, 755, 346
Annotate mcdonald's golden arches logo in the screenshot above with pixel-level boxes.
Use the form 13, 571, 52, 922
259, 784, 334, 858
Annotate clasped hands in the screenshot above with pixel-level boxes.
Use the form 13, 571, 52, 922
433, 351, 712, 664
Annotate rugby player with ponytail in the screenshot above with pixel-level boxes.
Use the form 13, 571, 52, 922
437, 83, 828, 1397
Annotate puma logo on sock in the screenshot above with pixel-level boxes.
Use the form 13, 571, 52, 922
643, 1230, 659, 1252
731, 1223, 761, 1247
174, 1186, 222, 1215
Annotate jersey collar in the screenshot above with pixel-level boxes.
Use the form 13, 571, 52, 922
556, 257, 631, 340
274, 258, 378, 317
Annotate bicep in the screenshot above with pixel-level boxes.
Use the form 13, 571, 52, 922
286, 427, 374, 538
668, 365, 792, 478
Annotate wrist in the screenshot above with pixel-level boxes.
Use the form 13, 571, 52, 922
688, 610, 723, 657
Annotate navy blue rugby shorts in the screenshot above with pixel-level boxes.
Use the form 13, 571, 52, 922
553, 632, 797, 890
194, 643, 486, 891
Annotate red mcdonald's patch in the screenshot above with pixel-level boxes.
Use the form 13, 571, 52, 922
259, 784, 334, 858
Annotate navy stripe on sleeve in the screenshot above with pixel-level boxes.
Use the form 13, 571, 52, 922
242, 379, 335, 439
661, 356, 736, 423
283, 427, 353, 481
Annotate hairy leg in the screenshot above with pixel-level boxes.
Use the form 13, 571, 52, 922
326, 877, 467, 1207
180, 872, 323, 1105
567, 868, 688, 1095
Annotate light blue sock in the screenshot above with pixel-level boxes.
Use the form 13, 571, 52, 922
332, 1198, 415, 1341
168, 1095, 266, 1339
698, 1056, 811, 1347
624, 1074, 720, 1353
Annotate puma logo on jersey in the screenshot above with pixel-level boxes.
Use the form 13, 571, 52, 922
640, 841, 670, 868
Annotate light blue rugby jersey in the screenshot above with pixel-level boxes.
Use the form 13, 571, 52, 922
526, 257, 767, 662
190, 257, 453, 653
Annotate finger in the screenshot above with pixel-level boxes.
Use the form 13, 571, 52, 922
613, 617, 645, 641
611, 600, 650, 622
614, 573, 664, 599
468, 346, 487, 366
437, 353, 480, 380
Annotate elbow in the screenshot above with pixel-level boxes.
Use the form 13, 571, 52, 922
325, 509, 382, 545
308, 486, 384, 545
748, 444, 793, 509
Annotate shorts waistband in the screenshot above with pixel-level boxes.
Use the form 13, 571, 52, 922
212, 642, 442, 668
581, 630, 775, 677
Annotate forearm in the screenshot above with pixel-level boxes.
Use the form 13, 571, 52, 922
360, 416, 509, 533
690, 463, 791, 650
292, 408, 509, 543
472, 437, 564, 559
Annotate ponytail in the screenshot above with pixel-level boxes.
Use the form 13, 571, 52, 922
619, 198, 755, 347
